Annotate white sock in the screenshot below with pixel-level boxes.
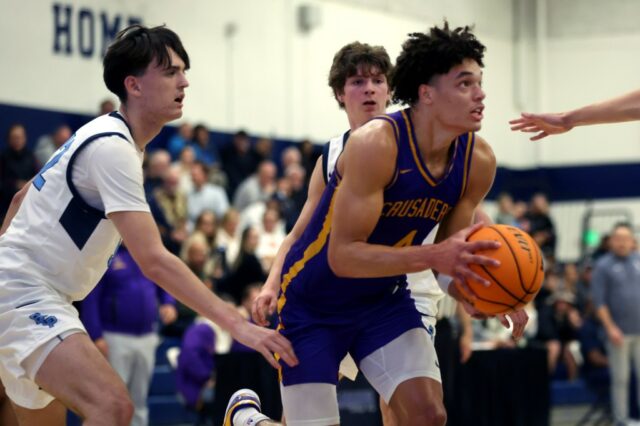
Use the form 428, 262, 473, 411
233, 407, 272, 426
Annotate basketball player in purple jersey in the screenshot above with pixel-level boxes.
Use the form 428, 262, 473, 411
271, 22, 505, 426
224, 22, 529, 426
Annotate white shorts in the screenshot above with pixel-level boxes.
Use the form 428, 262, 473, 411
282, 328, 439, 425
338, 292, 438, 381
0, 277, 86, 409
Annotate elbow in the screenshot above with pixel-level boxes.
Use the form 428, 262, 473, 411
327, 244, 349, 277
137, 249, 171, 284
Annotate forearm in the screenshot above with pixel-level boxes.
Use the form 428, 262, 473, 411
565, 89, 640, 127
596, 305, 617, 330
329, 241, 438, 278
144, 251, 245, 332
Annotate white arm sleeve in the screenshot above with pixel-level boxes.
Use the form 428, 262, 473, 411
436, 274, 453, 294
84, 138, 150, 215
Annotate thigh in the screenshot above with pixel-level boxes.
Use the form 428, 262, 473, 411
11, 398, 66, 426
358, 328, 441, 404
280, 382, 339, 426
279, 324, 351, 387
0, 283, 87, 410
34, 332, 130, 416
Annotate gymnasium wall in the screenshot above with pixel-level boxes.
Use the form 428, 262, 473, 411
0, 0, 520, 157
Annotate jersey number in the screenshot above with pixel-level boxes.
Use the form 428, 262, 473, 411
393, 230, 417, 247
33, 136, 75, 191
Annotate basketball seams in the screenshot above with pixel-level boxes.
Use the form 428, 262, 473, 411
467, 224, 545, 315
488, 225, 530, 295
478, 264, 528, 305
527, 236, 542, 293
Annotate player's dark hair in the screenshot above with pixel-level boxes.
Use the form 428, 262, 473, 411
103, 24, 190, 103
328, 42, 393, 108
392, 22, 486, 105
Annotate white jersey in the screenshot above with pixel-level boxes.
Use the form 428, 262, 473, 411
322, 131, 445, 311
0, 112, 149, 301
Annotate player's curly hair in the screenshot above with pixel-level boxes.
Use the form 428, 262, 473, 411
328, 42, 393, 108
391, 22, 486, 105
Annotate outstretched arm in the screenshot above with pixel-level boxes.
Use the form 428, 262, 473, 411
109, 210, 298, 368
510, 89, 640, 140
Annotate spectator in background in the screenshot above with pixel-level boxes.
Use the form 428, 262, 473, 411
526, 193, 557, 259
559, 262, 580, 294
578, 301, 610, 412
174, 145, 196, 193
219, 226, 266, 305
163, 234, 217, 339
494, 192, 516, 226
297, 139, 321, 184
279, 146, 302, 175
513, 199, 531, 231
81, 244, 177, 426
255, 208, 286, 272
254, 137, 274, 163
190, 124, 220, 167
221, 130, 259, 197
217, 208, 241, 267
592, 234, 611, 261
536, 290, 583, 380
187, 161, 229, 226
98, 98, 116, 115
176, 317, 217, 417
143, 149, 172, 195
0, 124, 38, 220
592, 223, 640, 425
575, 259, 594, 315
283, 163, 307, 229
232, 160, 277, 212
34, 124, 72, 168
148, 165, 189, 255
167, 122, 193, 160
186, 210, 228, 283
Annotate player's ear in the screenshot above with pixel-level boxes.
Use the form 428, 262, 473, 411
124, 76, 142, 98
419, 84, 434, 105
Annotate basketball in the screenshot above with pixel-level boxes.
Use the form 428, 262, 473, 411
466, 224, 544, 315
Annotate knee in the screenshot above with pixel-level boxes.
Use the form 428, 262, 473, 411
99, 388, 135, 425
421, 403, 447, 426
404, 401, 447, 426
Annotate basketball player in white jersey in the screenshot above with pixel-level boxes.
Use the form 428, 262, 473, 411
236, 41, 527, 426
0, 24, 296, 426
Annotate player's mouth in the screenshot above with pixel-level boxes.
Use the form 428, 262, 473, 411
471, 105, 484, 121
174, 94, 185, 107
363, 100, 378, 110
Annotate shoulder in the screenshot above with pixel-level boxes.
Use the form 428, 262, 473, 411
347, 118, 397, 154
470, 134, 496, 169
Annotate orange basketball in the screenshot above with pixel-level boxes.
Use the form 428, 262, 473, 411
465, 224, 544, 315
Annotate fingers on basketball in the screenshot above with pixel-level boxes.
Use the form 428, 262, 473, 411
465, 224, 544, 315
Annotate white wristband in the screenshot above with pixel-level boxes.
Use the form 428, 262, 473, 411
437, 274, 453, 294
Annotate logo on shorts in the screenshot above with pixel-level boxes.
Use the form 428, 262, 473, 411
29, 312, 58, 328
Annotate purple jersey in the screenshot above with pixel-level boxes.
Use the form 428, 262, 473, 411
278, 108, 475, 318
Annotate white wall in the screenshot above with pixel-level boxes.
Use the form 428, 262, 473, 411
0, 0, 523, 158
